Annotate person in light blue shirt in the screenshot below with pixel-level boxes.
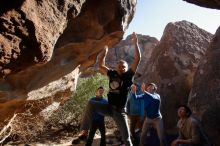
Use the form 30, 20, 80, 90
131, 82, 165, 146
126, 83, 145, 140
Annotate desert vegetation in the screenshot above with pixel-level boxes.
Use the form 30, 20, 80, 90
0, 73, 109, 145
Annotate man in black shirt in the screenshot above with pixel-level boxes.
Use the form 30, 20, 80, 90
79, 32, 141, 146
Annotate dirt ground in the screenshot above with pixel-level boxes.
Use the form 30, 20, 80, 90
4, 129, 123, 146
3, 125, 178, 146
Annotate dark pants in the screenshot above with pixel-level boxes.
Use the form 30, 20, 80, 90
85, 121, 106, 146
81, 100, 133, 146
129, 115, 144, 138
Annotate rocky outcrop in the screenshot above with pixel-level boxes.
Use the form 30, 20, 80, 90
140, 20, 212, 133
189, 27, 220, 146
183, 0, 220, 9
0, 0, 136, 125
82, 34, 158, 77
105, 34, 159, 75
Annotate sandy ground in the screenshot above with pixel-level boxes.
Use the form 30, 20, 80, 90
4, 132, 123, 146
5, 137, 103, 146
3, 126, 177, 146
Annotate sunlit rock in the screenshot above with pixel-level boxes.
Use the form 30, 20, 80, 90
106, 34, 159, 75
0, 0, 136, 125
140, 20, 212, 133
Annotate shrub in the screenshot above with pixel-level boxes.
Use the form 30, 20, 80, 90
46, 73, 109, 134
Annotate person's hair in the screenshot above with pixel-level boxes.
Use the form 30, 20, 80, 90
179, 105, 192, 117
118, 59, 127, 64
116, 60, 128, 71
147, 83, 157, 91
97, 86, 104, 91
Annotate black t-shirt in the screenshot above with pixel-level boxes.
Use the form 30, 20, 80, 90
107, 68, 134, 109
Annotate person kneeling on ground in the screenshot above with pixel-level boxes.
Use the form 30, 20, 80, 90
171, 105, 213, 146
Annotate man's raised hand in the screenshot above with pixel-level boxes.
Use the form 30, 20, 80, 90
131, 32, 138, 44
104, 45, 108, 54
130, 84, 137, 93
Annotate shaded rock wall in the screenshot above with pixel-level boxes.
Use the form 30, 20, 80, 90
0, 0, 80, 77
183, 0, 220, 9
189, 27, 220, 146
140, 20, 212, 133
0, 0, 136, 124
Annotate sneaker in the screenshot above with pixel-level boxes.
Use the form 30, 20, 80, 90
78, 134, 87, 141
72, 138, 80, 144
72, 135, 87, 144
106, 139, 113, 144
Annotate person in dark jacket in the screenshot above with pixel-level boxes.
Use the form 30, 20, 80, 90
79, 32, 141, 146
85, 86, 108, 146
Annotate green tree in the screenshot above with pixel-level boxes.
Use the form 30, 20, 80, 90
46, 73, 109, 134
71, 73, 109, 106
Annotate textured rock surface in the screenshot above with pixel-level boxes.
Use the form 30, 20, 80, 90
140, 21, 212, 133
183, 0, 220, 9
105, 34, 159, 75
0, 0, 136, 124
189, 27, 220, 146
82, 34, 158, 77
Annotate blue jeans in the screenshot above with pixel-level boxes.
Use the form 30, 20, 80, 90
80, 100, 133, 146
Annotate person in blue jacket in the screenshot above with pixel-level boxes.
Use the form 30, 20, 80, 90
130, 82, 165, 146
85, 86, 108, 146
126, 82, 145, 140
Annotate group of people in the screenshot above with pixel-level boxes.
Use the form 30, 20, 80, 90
72, 32, 212, 146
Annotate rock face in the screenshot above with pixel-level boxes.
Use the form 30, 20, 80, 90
183, 0, 220, 9
106, 34, 159, 75
0, 0, 136, 124
139, 20, 212, 133
82, 34, 158, 77
189, 27, 220, 146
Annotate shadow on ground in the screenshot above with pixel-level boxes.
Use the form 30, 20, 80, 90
3, 127, 178, 146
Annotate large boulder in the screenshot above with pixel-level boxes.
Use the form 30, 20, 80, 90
82, 34, 158, 77
0, 0, 136, 124
106, 34, 159, 75
140, 20, 212, 133
183, 0, 220, 9
189, 26, 220, 146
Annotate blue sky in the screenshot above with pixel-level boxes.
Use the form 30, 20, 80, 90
124, 0, 220, 40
